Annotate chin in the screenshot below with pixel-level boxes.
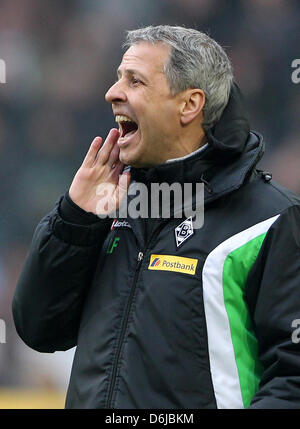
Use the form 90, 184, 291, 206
119, 151, 133, 167
119, 146, 156, 169
119, 149, 142, 168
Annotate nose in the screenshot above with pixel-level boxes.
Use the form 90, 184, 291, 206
105, 80, 127, 104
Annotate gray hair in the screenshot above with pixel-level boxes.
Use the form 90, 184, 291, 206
123, 25, 234, 131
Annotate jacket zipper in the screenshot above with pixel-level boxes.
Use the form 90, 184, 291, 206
106, 250, 144, 408
106, 220, 169, 408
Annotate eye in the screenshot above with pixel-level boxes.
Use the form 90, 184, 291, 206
131, 77, 142, 86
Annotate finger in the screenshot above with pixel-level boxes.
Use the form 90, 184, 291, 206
117, 170, 131, 200
106, 141, 121, 168
110, 160, 125, 182
82, 137, 102, 167
96, 128, 120, 165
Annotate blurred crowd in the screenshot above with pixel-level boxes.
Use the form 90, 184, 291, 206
0, 0, 299, 398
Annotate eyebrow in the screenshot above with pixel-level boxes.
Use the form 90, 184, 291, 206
117, 68, 148, 83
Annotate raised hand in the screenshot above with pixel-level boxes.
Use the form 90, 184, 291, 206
69, 128, 131, 217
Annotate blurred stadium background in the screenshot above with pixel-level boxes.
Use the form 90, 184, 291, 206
0, 0, 299, 409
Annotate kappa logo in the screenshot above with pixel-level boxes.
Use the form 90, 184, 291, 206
175, 217, 194, 248
148, 254, 198, 276
111, 219, 132, 230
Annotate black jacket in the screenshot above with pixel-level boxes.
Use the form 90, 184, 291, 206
13, 84, 300, 408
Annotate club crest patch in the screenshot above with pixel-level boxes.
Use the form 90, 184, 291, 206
175, 217, 194, 248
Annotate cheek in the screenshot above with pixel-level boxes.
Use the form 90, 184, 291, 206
137, 93, 178, 139
144, 106, 174, 132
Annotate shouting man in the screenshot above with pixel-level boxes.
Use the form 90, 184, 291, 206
13, 26, 300, 409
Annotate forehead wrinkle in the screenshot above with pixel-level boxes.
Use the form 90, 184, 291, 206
117, 67, 147, 80
120, 47, 168, 76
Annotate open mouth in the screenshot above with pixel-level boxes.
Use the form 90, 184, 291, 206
115, 115, 139, 140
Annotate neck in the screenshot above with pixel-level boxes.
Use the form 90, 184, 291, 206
165, 129, 206, 162
166, 141, 208, 163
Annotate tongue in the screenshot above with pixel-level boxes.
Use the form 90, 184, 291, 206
125, 129, 137, 138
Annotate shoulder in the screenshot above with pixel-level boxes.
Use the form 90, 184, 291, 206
238, 170, 300, 217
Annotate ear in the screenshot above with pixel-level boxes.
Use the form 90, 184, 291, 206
179, 89, 205, 126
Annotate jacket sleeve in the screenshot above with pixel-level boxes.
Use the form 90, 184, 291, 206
245, 204, 300, 408
12, 193, 112, 353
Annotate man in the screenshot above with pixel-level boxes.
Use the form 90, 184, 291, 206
13, 26, 300, 409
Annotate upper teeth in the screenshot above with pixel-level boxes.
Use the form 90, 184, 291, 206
115, 115, 134, 123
